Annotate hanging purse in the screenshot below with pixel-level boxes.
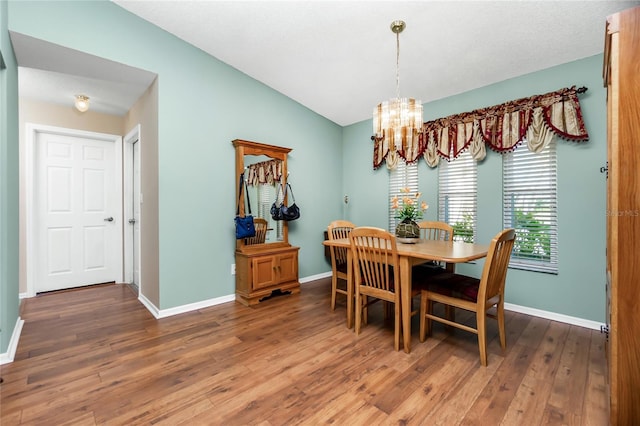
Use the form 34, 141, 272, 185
235, 173, 256, 239
270, 183, 284, 221
279, 183, 300, 221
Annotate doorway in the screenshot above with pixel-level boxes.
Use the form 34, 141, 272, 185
26, 124, 123, 295
124, 125, 142, 295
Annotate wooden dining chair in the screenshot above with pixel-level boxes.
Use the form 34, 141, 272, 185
416, 220, 455, 275
349, 226, 402, 351
419, 228, 516, 366
244, 217, 268, 245
327, 220, 355, 311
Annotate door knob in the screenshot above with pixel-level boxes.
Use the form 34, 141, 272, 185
104, 217, 114, 222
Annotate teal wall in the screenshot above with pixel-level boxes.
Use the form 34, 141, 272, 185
0, 0, 20, 354
4, 0, 606, 326
343, 55, 607, 322
7, 1, 343, 310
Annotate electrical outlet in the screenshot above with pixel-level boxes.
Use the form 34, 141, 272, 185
231, 263, 236, 275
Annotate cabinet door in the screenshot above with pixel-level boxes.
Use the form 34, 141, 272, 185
277, 251, 298, 283
252, 256, 277, 290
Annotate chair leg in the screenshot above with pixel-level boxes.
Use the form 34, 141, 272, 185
394, 300, 400, 351
419, 292, 427, 342
445, 305, 455, 322
477, 310, 487, 366
363, 296, 368, 325
355, 292, 362, 335
330, 275, 338, 310
497, 301, 506, 350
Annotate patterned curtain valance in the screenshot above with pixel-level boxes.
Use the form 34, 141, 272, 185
246, 159, 282, 186
373, 86, 589, 169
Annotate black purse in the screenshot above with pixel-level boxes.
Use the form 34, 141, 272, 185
235, 173, 255, 239
279, 183, 300, 221
270, 183, 284, 221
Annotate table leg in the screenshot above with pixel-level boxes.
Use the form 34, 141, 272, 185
346, 249, 353, 329
400, 256, 412, 353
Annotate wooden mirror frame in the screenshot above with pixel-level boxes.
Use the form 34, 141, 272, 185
233, 139, 292, 252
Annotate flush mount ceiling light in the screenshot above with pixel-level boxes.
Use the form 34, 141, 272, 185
373, 20, 423, 152
74, 95, 90, 112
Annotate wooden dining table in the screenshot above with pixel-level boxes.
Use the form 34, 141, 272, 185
323, 237, 489, 353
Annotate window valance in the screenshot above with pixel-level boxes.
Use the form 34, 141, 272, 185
245, 159, 282, 186
373, 86, 589, 169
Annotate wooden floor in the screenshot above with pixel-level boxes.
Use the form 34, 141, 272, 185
0, 279, 608, 425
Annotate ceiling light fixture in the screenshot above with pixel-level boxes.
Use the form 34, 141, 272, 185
373, 20, 423, 152
74, 95, 90, 112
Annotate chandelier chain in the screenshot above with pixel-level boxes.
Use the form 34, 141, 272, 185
396, 30, 400, 100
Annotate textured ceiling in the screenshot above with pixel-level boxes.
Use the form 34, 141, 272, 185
15, 1, 640, 123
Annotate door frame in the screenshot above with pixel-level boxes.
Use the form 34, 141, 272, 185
123, 124, 142, 293
25, 123, 123, 297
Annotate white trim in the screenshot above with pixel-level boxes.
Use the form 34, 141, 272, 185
19, 292, 27, 299
504, 302, 603, 331
123, 124, 141, 293
136, 272, 332, 319
138, 292, 161, 319
0, 317, 24, 365
300, 271, 331, 283
25, 123, 123, 296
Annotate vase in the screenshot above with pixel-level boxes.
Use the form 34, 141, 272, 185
396, 219, 420, 243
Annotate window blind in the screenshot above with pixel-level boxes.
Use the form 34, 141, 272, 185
503, 141, 558, 273
438, 152, 477, 242
389, 159, 419, 233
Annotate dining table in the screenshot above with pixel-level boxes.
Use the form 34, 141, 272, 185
323, 237, 489, 353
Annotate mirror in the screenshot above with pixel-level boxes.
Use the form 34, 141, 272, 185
244, 155, 284, 243
233, 139, 292, 251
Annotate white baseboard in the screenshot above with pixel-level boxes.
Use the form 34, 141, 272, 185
300, 271, 331, 283
0, 317, 25, 365
504, 303, 604, 331
138, 293, 161, 319
138, 292, 236, 319
137, 273, 331, 319
19, 292, 27, 299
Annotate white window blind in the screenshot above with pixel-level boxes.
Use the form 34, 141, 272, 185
503, 141, 558, 273
258, 183, 282, 241
438, 151, 477, 242
389, 159, 419, 233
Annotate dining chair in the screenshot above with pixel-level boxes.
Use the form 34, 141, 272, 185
416, 220, 455, 275
327, 220, 356, 311
419, 228, 516, 366
349, 226, 402, 351
244, 217, 268, 245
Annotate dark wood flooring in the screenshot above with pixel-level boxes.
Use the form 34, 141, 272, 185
0, 279, 608, 425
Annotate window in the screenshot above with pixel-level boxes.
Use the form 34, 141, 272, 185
257, 183, 282, 241
438, 151, 477, 242
389, 159, 418, 233
503, 141, 558, 273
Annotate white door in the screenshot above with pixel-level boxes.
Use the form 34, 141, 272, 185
35, 130, 122, 292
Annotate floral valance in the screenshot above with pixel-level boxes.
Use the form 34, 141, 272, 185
245, 159, 282, 186
373, 86, 589, 169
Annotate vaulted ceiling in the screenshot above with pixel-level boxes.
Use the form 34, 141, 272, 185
16, 1, 640, 124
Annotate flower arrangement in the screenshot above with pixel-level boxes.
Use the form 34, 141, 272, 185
392, 188, 429, 222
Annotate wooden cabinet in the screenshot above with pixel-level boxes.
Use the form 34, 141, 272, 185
603, 7, 640, 425
235, 246, 300, 306
233, 139, 300, 306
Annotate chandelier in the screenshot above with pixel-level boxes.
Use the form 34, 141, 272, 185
373, 20, 423, 153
